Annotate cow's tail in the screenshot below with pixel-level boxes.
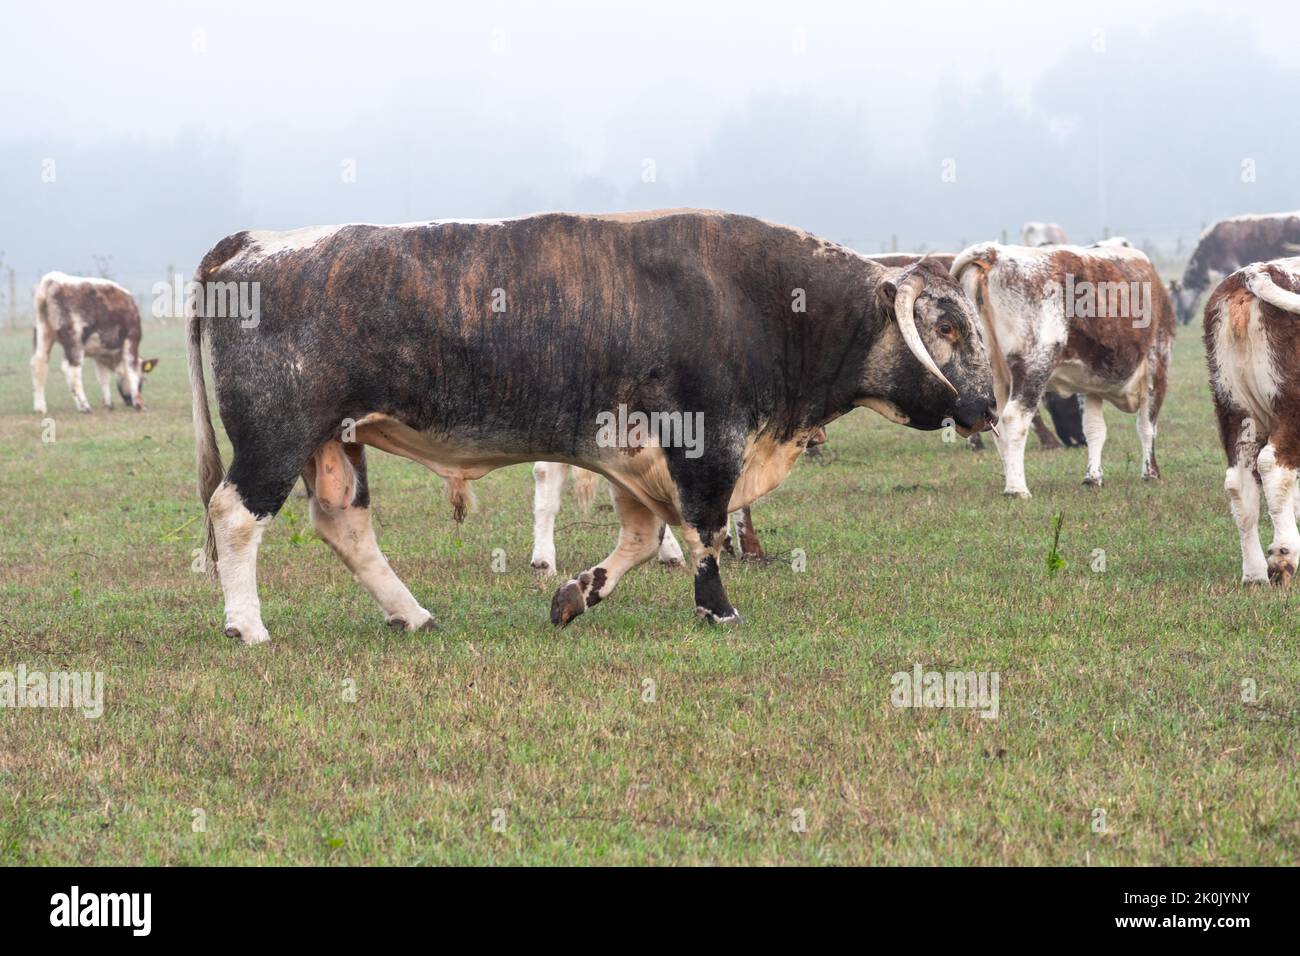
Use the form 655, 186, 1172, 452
33, 276, 48, 333
950, 242, 998, 282
571, 467, 600, 513
188, 275, 224, 575
1245, 263, 1300, 315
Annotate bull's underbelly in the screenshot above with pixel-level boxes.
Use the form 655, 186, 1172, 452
352, 412, 808, 528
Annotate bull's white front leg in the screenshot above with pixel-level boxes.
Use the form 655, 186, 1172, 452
62, 358, 92, 413
530, 461, 566, 575
1257, 443, 1300, 584
995, 398, 1034, 498
1082, 395, 1107, 486
1225, 455, 1267, 584
208, 482, 272, 646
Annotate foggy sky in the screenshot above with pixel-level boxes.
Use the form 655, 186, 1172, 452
2, 1, 1298, 288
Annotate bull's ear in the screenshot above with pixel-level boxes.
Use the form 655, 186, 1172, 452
877, 281, 898, 312
142, 358, 159, 373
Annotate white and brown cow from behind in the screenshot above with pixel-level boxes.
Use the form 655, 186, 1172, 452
32, 272, 157, 414
1204, 256, 1300, 585
953, 242, 1175, 497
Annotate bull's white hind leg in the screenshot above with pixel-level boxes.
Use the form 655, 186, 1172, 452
31, 324, 53, 415
530, 461, 566, 575
1082, 395, 1107, 486
1257, 442, 1300, 585
657, 522, 684, 566
995, 398, 1034, 498
208, 482, 273, 646
310, 497, 434, 631
1136, 390, 1158, 480
306, 440, 433, 631
61, 357, 92, 413
550, 484, 662, 625
1225, 456, 1267, 584
93, 361, 114, 409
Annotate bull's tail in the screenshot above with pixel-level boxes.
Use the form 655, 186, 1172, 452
188, 290, 223, 574
570, 467, 600, 513
1245, 263, 1300, 315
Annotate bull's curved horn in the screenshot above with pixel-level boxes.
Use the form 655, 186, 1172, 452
892, 274, 958, 395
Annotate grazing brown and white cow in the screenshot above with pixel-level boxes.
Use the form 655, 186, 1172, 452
1022, 222, 1069, 247
1204, 256, 1300, 584
953, 241, 1175, 497
529, 426, 827, 574
32, 272, 157, 414
187, 210, 996, 644
1173, 211, 1300, 325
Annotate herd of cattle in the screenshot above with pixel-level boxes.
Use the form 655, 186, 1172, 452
25, 208, 1300, 642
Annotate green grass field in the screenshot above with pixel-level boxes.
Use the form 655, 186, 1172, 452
0, 319, 1296, 865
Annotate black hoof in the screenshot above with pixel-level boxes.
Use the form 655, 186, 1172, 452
550, 581, 586, 626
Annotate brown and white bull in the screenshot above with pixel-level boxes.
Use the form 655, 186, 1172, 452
953, 241, 1175, 497
1173, 211, 1300, 325
32, 272, 157, 414
187, 210, 996, 644
1204, 256, 1300, 584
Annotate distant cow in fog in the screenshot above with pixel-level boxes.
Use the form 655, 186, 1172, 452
1204, 256, 1300, 585
1173, 211, 1300, 325
953, 241, 1175, 497
32, 272, 157, 414
1022, 222, 1069, 247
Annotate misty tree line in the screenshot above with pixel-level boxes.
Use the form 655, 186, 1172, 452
1, 12, 1296, 320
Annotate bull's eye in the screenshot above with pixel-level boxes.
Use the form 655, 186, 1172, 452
937, 321, 957, 341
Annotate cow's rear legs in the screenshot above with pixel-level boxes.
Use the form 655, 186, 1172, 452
529, 461, 566, 574
1082, 395, 1107, 486
550, 484, 664, 625
1137, 388, 1160, 480
1257, 438, 1300, 585
31, 323, 54, 415
306, 441, 434, 631
1224, 434, 1267, 585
